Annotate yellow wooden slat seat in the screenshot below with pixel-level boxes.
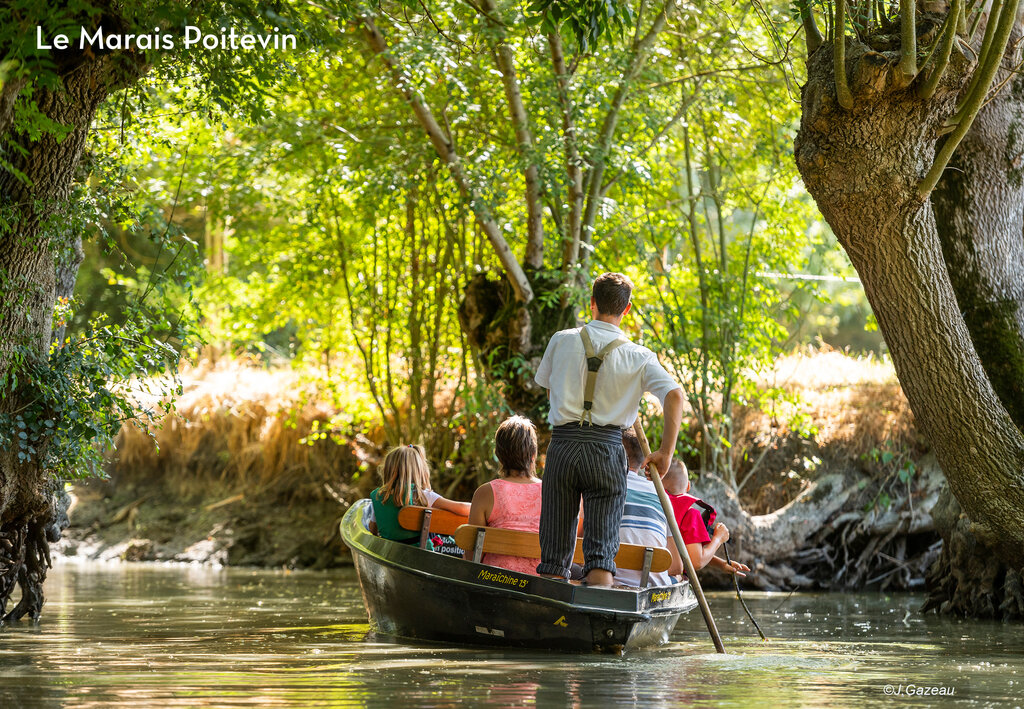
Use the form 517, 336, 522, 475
453, 524, 671, 573
397, 505, 469, 537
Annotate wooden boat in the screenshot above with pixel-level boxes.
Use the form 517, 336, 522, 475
340, 499, 698, 653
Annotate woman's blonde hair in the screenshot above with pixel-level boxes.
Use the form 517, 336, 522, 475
377, 444, 432, 506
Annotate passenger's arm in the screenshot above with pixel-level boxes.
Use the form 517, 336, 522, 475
686, 523, 729, 570
685, 542, 707, 571
431, 495, 471, 516
469, 484, 493, 526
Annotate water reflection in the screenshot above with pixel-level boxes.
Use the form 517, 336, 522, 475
0, 562, 1019, 708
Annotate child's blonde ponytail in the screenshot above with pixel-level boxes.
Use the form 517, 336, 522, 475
377, 444, 431, 506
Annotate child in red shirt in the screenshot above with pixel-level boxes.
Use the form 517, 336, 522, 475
663, 462, 749, 577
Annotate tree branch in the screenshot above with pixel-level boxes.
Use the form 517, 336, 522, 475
359, 14, 534, 303
548, 31, 584, 276
898, 0, 918, 82
919, 0, 1021, 197
834, 0, 854, 109
917, 0, 962, 99
479, 0, 544, 270
950, 0, 1006, 123
599, 82, 703, 198
579, 0, 679, 274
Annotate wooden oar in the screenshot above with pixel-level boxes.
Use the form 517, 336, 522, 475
632, 419, 726, 654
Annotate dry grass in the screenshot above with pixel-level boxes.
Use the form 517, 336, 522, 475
724, 349, 921, 513
749, 350, 918, 457
113, 350, 920, 505
115, 356, 368, 500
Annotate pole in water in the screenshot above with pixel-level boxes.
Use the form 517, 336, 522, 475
632, 420, 726, 654
724, 542, 767, 641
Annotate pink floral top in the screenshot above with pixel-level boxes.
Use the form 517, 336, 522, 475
483, 478, 543, 576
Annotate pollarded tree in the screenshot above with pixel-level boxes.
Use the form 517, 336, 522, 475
0, 0, 335, 621
547, 0, 1024, 618
791, 1, 1024, 618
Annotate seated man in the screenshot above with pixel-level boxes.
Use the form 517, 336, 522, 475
663, 461, 749, 577
614, 429, 683, 587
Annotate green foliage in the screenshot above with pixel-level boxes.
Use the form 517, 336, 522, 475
38, 0, 882, 496
528, 0, 634, 51
1, 0, 349, 489
1, 0, 341, 157
0, 122, 201, 480
0, 317, 185, 481
571, 0, 832, 486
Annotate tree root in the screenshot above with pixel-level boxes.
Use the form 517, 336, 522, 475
921, 486, 1024, 620
700, 454, 947, 592
0, 485, 70, 623
0, 524, 27, 613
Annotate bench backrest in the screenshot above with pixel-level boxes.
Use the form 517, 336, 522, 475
397, 505, 469, 537
453, 524, 671, 573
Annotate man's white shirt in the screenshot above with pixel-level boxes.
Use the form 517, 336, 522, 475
535, 320, 680, 428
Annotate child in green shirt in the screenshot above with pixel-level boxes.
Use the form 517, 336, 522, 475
369, 444, 469, 547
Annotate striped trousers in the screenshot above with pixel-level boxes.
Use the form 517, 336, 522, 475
537, 424, 627, 578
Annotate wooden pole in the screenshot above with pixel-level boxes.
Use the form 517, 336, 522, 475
632, 419, 726, 653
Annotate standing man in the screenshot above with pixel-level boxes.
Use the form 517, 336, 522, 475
535, 272, 684, 586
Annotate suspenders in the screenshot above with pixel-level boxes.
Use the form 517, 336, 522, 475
579, 326, 628, 426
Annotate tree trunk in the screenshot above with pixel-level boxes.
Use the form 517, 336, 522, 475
1, 49, 138, 620
795, 40, 1024, 616
932, 60, 1024, 432
457, 270, 575, 415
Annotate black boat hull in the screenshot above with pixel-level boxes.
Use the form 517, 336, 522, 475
342, 500, 696, 653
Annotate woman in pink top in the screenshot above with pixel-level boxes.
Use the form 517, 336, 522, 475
467, 416, 543, 575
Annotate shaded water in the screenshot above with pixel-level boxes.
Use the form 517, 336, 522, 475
1, 562, 1021, 708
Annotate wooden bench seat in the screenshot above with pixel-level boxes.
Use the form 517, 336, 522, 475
397, 505, 468, 537
453, 524, 672, 587
396, 505, 469, 550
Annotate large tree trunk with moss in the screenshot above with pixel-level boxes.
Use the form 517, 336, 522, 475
795, 39, 1024, 617
932, 64, 1024, 431
0, 50, 136, 620
925, 59, 1024, 619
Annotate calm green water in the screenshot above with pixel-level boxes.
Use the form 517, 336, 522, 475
0, 562, 1021, 708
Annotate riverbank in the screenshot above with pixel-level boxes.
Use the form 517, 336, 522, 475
58, 350, 939, 588
58, 358, 368, 569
